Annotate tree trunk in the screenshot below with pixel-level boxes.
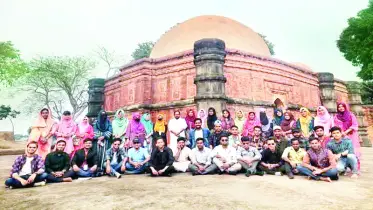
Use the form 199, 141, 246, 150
8, 117, 14, 136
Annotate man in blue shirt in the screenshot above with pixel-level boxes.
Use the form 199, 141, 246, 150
126, 138, 150, 174
327, 126, 358, 179
189, 118, 210, 148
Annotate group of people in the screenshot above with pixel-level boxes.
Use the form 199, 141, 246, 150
4, 102, 361, 189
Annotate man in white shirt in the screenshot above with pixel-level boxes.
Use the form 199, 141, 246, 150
168, 110, 188, 152
210, 135, 241, 175
172, 137, 192, 172
188, 138, 218, 175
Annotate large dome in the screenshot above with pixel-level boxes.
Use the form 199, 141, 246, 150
150, 15, 271, 58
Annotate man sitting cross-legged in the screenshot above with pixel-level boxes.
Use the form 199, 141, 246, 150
297, 136, 338, 182
257, 138, 285, 176
45, 138, 74, 183
188, 137, 218, 175
236, 137, 263, 177
173, 137, 192, 173
126, 138, 150, 174
104, 138, 127, 178
149, 137, 175, 177
210, 134, 241, 175
69, 138, 98, 179
5, 141, 47, 189
327, 126, 359, 179
281, 138, 306, 179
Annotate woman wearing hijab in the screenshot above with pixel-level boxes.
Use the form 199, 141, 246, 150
334, 102, 361, 159
197, 109, 207, 128
314, 106, 334, 135
185, 109, 196, 130
220, 109, 235, 131
207, 107, 218, 131
243, 112, 261, 137
259, 108, 273, 138
296, 107, 315, 138
93, 110, 113, 172
112, 109, 129, 147
141, 113, 154, 151
153, 114, 168, 150
55, 111, 77, 156
281, 111, 296, 138
272, 108, 284, 126
73, 115, 94, 158
125, 112, 146, 148
28, 108, 56, 160
234, 110, 246, 134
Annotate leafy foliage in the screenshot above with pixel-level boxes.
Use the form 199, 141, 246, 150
0, 41, 28, 86
18, 56, 96, 119
258, 33, 275, 56
361, 81, 373, 104
131, 41, 154, 60
0, 105, 20, 120
337, 0, 373, 80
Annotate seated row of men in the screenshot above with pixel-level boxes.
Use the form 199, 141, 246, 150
5, 125, 358, 189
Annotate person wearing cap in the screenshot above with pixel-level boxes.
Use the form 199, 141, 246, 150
292, 128, 309, 150
168, 110, 188, 152
5, 141, 47, 189
172, 137, 192, 172
188, 137, 217, 175
69, 138, 98, 178
236, 137, 263, 177
208, 120, 230, 149
104, 138, 127, 178
126, 138, 150, 174
313, 126, 330, 149
149, 137, 175, 177
210, 135, 241, 175
45, 139, 75, 183
281, 138, 306, 179
258, 138, 285, 176
273, 126, 289, 155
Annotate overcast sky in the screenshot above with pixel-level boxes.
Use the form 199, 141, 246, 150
0, 0, 369, 134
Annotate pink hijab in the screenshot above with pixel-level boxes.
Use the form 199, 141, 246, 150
243, 112, 261, 136
314, 106, 333, 134
58, 115, 76, 134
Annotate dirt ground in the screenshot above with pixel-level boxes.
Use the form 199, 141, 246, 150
0, 148, 372, 210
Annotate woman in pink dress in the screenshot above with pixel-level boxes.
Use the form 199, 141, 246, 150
55, 111, 77, 156
28, 107, 56, 160
243, 112, 262, 137
333, 102, 361, 160
314, 106, 334, 135
72, 115, 94, 158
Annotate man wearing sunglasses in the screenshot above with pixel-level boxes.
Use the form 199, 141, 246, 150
236, 137, 263, 177
104, 138, 127, 178
258, 138, 285, 176
210, 135, 241, 175
126, 138, 150, 174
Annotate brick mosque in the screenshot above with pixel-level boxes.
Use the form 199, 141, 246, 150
87, 15, 372, 147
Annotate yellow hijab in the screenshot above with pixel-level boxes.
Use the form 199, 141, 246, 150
299, 107, 313, 137
234, 110, 246, 133
154, 114, 166, 133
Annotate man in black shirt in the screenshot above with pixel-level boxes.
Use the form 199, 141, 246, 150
208, 120, 230, 149
149, 137, 174, 177
69, 138, 98, 178
258, 139, 285, 175
45, 139, 74, 183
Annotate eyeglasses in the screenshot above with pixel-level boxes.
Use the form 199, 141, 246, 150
221, 139, 228, 142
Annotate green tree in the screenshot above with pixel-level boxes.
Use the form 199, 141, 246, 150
258, 33, 275, 56
361, 81, 373, 104
0, 105, 20, 134
18, 56, 96, 119
131, 41, 154, 60
337, 0, 373, 80
0, 41, 28, 86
